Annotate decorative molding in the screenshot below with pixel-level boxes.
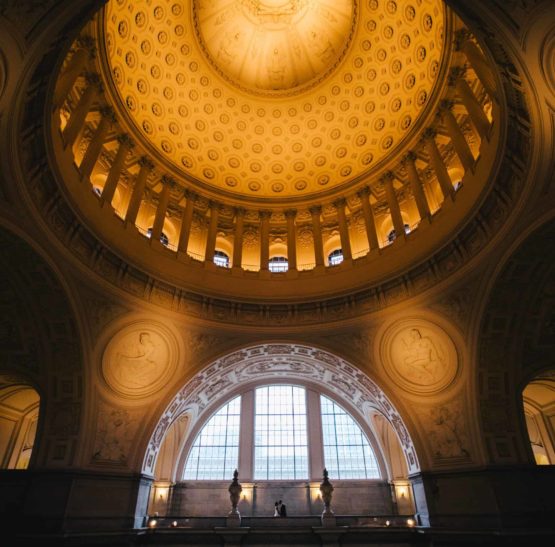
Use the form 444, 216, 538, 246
142, 343, 420, 477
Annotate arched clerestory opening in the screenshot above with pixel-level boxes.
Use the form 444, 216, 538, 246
0, 376, 40, 470
143, 344, 422, 523
522, 371, 555, 466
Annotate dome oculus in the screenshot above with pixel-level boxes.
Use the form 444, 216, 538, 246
193, 0, 356, 94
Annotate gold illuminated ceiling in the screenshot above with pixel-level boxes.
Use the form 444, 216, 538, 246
194, 0, 355, 94
104, 0, 445, 200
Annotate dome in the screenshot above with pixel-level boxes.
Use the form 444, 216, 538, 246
103, 0, 446, 201
50, 0, 499, 302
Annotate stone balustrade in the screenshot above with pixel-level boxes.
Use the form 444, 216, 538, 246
52, 26, 496, 277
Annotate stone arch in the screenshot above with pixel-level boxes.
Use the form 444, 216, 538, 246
0, 224, 85, 468
477, 217, 555, 465
522, 370, 555, 465
142, 343, 420, 478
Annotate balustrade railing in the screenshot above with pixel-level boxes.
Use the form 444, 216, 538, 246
53, 25, 497, 277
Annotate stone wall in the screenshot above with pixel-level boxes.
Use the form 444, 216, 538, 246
168, 480, 394, 517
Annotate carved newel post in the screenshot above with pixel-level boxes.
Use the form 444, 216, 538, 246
227, 469, 242, 528
320, 468, 336, 528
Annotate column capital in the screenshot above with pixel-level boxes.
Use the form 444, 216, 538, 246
402, 151, 418, 165
259, 210, 272, 220
454, 29, 471, 51
116, 133, 134, 147
234, 207, 246, 218
423, 127, 437, 140
184, 188, 198, 201
161, 175, 176, 188
356, 186, 371, 198
208, 199, 221, 209
76, 35, 97, 58
284, 208, 297, 219
138, 156, 154, 170
448, 65, 467, 86
84, 71, 103, 91
380, 171, 395, 184
309, 205, 322, 216
332, 197, 347, 210
99, 105, 116, 122
440, 99, 455, 112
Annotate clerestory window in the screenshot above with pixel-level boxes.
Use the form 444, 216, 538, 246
268, 256, 288, 272
214, 250, 230, 268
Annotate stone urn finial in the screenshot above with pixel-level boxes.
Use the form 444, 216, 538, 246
319, 468, 336, 527
227, 469, 242, 527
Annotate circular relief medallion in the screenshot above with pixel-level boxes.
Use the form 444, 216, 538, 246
380, 318, 458, 394
193, 0, 356, 94
102, 321, 178, 398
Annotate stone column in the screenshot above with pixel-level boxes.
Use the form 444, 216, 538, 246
441, 100, 475, 173
204, 201, 220, 262
333, 198, 352, 260
357, 187, 380, 252
382, 172, 405, 239
309, 206, 325, 268
403, 152, 431, 222
307, 389, 325, 481
457, 32, 497, 100
178, 190, 196, 254
150, 176, 173, 244
101, 134, 133, 205
54, 37, 96, 109
80, 106, 114, 182
456, 77, 491, 139
63, 72, 102, 148
259, 210, 271, 271
424, 128, 455, 200
232, 208, 245, 269
238, 390, 254, 480
284, 209, 298, 271
125, 156, 153, 226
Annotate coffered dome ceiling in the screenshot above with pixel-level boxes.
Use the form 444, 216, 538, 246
104, 0, 445, 201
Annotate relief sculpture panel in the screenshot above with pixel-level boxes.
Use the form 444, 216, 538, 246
380, 318, 458, 394
101, 321, 178, 399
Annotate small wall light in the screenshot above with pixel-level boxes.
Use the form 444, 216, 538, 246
148, 519, 157, 528
171, 521, 178, 527
406, 518, 415, 527
385, 520, 391, 527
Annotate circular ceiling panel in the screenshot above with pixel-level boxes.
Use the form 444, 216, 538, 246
193, 0, 355, 95
104, 0, 445, 200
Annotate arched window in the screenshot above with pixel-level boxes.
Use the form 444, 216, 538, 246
254, 385, 308, 479
183, 396, 241, 480
321, 395, 380, 479
328, 249, 343, 266
0, 383, 40, 469
178, 384, 384, 482
214, 250, 230, 268
146, 227, 169, 246
522, 375, 555, 465
269, 256, 288, 273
